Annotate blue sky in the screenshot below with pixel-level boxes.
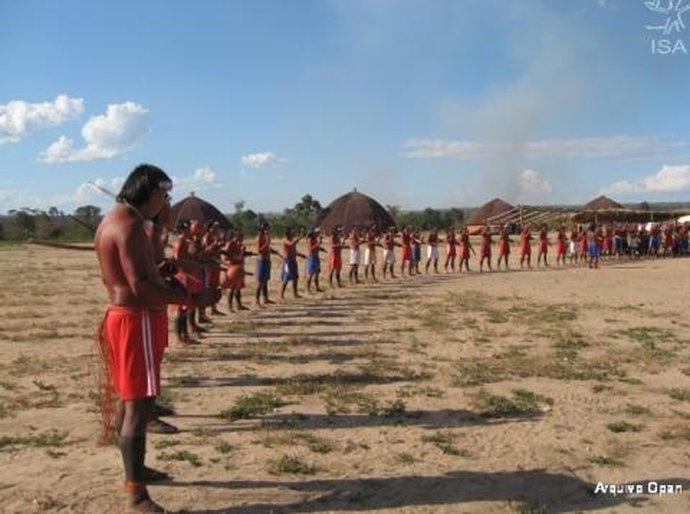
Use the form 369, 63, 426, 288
2, 0, 690, 215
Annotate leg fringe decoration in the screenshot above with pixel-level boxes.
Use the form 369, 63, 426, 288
94, 313, 116, 446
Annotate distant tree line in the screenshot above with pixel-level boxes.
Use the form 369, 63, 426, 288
0, 196, 463, 241
0, 205, 102, 241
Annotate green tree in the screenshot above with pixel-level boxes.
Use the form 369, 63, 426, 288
284, 194, 323, 227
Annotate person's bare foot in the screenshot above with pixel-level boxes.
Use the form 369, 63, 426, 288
125, 484, 166, 513
238, 305, 250, 310
125, 496, 165, 513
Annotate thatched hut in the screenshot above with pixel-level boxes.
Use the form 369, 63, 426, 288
466, 198, 515, 234
317, 189, 394, 235
582, 195, 625, 210
170, 193, 232, 230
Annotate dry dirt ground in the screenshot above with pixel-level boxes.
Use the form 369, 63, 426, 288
1, 242, 689, 513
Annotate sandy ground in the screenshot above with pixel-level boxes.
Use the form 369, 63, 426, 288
1, 241, 689, 514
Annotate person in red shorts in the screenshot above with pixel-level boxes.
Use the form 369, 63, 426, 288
328, 226, 345, 288
496, 225, 511, 270
444, 228, 458, 272
519, 224, 532, 268
459, 227, 473, 272
479, 225, 492, 272
95, 164, 218, 513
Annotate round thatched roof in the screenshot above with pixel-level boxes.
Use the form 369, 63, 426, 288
467, 198, 515, 225
317, 189, 394, 235
170, 193, 232, 230
582, 195, 624, 210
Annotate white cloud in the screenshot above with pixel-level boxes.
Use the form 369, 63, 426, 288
401, 136, 690, 160
240, 151, 287, 168
0, 95, 84, 143
518, 169, 553, 194
601, 165, 690, 195
40, 102, 149, 162
171, 166, 223, 196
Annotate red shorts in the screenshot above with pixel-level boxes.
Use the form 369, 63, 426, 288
556, 242, 566, 256
446, 245, 456, 258
539, 242, 547, 254
460, 246, 470, 259
224, 264, 245, 289
521, 244, 531, 256
401, 245, 412, 261
499, 243, 510, 256
104, 306, 168, 401
481, 247, 491, 258
329, 252, 342, 272
175, 271, 203, 294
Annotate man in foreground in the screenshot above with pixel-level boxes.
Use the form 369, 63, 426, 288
95, 164, 218, 513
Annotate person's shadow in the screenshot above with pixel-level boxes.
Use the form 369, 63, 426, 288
163, 470, 689, 513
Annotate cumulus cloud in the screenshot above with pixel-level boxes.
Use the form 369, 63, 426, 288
171, 166, 223, 196
518, 169, 553, 194
601, 165, 690, 195
240, 151, 287, 168
40, 102, 149, 162
401, 136, 690, 160
0, 95, 84, 143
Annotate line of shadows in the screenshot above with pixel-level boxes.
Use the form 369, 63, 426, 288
162, 470, 688, 513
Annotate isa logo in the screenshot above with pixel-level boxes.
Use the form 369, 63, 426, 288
645, 0, 689, 54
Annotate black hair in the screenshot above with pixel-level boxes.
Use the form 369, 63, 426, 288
117, 164, 171, 208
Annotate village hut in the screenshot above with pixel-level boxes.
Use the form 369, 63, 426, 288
466, 198, 515, 235
317, 189, 395, 235
170, 193, 232, 230
582, 195, 625, 211
573, 195, 630, 224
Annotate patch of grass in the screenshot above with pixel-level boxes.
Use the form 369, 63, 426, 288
668, 389, 690, 402
671, 409, 690, 420
322, 386, 373, 415
515, 505, 547, 514
277, 375, 327, 396
191, 427, 219, 438
420, 431, 470, 457
0, 381, 18, 391
226, 321, 257, 333
623, 326, 677, 348
451, 360, 504, 387
395, 452, 416, 464
154, 439, 181, 450
658, 425, 690, 441
625, 404, 651, 416
255, 429, 335, 454
592, 384, 614, 393
220, 391, 287, 421
157, 450, 202, 467
0, 430, 69, 450
32, 380, 57, 391
155, 389, 177, 412
607, 421, 644, 433
472, 389, 552, 418
396, 385, 445, 399
588, 455, 625, 467
214, 441, 235, 454
268, 454, 318, 475
46, 449, 67, 459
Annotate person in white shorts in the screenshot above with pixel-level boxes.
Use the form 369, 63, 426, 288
363, 225, 379, 282
425, 228, 440, 273
382, 227, 397, 279
348, 227, 362, 284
